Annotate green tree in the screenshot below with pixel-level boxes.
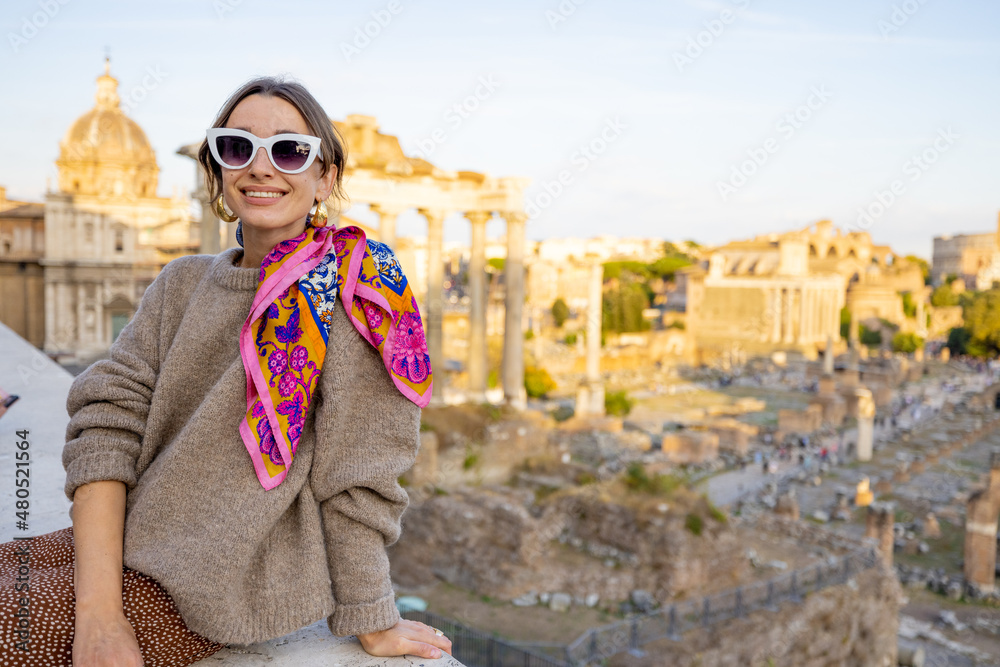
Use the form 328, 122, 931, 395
930, 284, 960, 307
524, 366, 556, 398
903, 255, 931, 285
859, 325, 882, 348
551, 298, 570, 328
603, 280, 651, 333
602, 261, 650, 281
605, 390, 634, 417
961, 289, 1000, 357
946, 327, 971, 356
840, 307, 851, 340
899, 292, 916, 318
892, 332, 924, 354
648, 255, 694, 281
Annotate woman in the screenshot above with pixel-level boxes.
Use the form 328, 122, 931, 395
3, 77, 450, 666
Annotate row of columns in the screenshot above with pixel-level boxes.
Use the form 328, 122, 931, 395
766, 286, 840, 345
370, 206, 527, 409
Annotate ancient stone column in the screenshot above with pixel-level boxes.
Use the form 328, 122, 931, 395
856, 387, 875, 461
782, 288, 794, 344
419, 208, 447, 405
370, 203, 402, 250
465, 211, 490, 403
849, 306, 860, 370
578, 257, 605, 417
802, 288, 811, 342
823, 334, 834, 375
923, 513, 941, 539
865, 502, 895, 568
770, 288, 781, 343
176, 144, 222, 254
855, 477, 874, 507
502, 211, 527, 409
964, 449, 1000, 592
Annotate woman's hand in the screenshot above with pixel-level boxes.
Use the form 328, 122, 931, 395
357, 619, 452, 659
72, 609, 144, 667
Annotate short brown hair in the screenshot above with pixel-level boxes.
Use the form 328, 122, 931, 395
197, 76, 348, 214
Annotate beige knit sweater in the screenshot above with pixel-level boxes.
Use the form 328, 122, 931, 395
62, 247, 420, 644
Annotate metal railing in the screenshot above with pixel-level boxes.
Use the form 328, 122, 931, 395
401, 609, 569, 667
402, 544, 878, 666
561, 545, 879, 666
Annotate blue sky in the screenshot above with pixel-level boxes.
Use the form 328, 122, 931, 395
1, 0, 997, 258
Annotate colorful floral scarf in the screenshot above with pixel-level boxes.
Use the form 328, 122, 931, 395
238, 219, 432, 490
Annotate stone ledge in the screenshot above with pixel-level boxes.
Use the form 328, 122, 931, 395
212, 620, 463, 666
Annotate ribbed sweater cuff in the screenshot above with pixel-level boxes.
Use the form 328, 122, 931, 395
64, 451, 137, 500
327, 592, 400, 637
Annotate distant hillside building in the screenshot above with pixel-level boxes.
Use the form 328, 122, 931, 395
931, 214, 1000, 289
682, 220, 926, 362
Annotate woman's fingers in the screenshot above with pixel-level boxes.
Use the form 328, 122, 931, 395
397, 638, 445, 659
357, 619, 453, 658
389, 620, 453, 658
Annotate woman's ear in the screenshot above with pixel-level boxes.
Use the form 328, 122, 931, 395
318, 165, 337, 202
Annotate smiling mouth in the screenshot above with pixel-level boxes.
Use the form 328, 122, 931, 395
242, 189, 286, 198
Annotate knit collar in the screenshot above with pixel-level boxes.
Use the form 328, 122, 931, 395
209, 247, 259, 292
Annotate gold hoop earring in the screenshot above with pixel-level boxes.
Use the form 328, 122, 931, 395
214, 194, 239, 223
311, 200, 329, 228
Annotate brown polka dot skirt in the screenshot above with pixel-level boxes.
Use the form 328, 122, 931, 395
0, 527, 224, 666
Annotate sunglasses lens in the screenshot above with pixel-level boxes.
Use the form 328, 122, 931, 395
271, 139, 313, 172
216, 135, 253, 167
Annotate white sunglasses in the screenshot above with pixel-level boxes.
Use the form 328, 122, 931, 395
206, 128, 323, 175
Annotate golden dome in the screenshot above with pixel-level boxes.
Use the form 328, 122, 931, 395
56, 59, 159, 198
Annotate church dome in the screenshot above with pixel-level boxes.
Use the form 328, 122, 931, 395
56, 59, 159, 198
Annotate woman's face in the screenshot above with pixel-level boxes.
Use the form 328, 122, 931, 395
221, 94, 334, 238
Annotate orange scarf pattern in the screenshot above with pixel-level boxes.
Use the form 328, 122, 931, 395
239, 221, 432, 489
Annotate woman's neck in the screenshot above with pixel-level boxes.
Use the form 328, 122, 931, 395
238, 218, 308, 268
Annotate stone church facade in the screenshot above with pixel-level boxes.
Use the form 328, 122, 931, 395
0, 61, 194, 360
42, 59, 195, 362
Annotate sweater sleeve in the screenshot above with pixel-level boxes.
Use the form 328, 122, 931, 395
310, 311, 421, 637
62, 265, 169, 501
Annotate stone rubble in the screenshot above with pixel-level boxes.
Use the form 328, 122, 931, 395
898, 615, 993, 664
